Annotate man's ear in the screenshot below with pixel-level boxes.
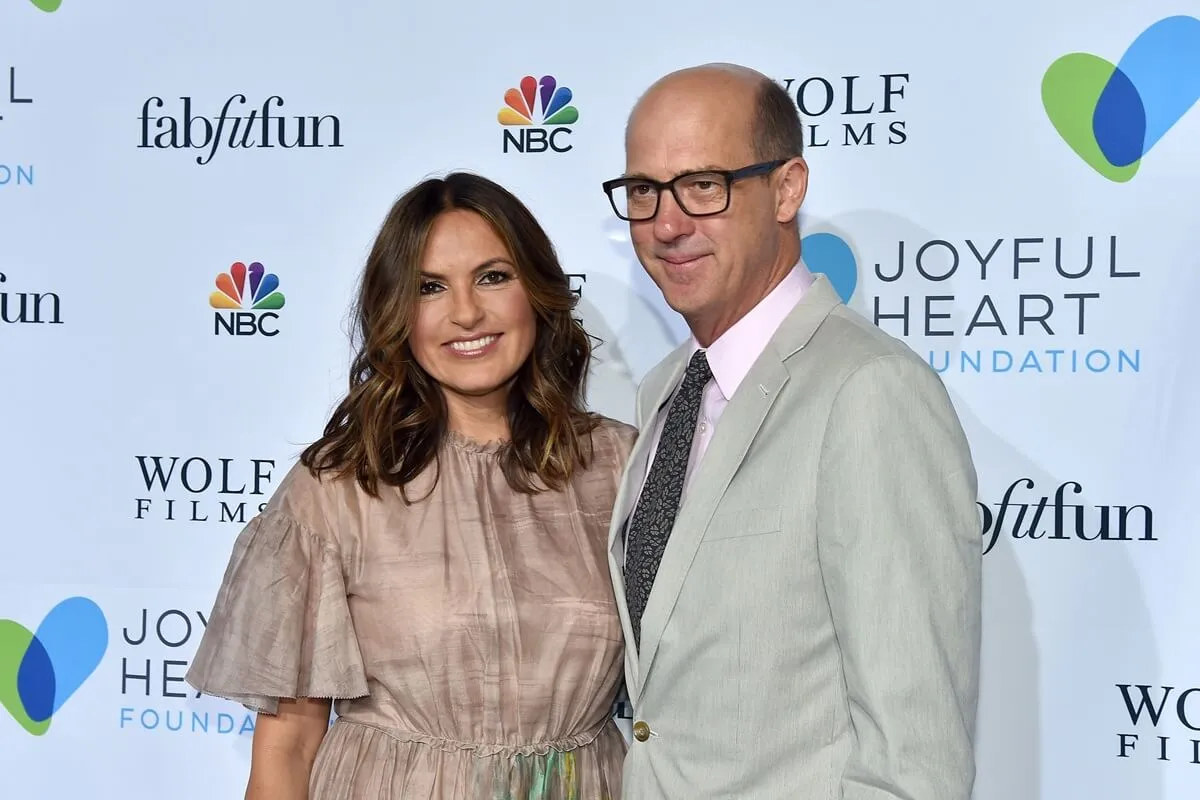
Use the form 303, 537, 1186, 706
776, 157, 809, 224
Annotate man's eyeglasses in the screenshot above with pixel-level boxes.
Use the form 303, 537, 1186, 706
602, 160, 787, 222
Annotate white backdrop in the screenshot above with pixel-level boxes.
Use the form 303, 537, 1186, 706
2, 1, 1198, 797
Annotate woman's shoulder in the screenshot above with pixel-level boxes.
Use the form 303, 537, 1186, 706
262, 457, 365, 539
586, 414, 639, 463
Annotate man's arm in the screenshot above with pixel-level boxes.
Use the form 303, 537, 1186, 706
816, 353, 982, 800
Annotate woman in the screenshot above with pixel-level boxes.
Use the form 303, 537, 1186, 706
186, 172, 636, 798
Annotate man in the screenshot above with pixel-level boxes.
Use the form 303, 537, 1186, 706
603, 63, 982, 799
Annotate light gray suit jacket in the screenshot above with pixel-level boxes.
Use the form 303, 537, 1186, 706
608, 275, 981, 799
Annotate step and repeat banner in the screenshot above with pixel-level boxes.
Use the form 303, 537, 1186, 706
2, 1, 1197, 797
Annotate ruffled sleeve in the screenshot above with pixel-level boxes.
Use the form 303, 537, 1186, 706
187, 502, 369, 714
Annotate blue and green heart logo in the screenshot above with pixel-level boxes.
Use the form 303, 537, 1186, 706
0, 597, 108, 735
1042, 15, 1200, 181
802, 232, 858, 304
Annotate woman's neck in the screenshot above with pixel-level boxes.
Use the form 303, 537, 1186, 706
444, 390, 510, 444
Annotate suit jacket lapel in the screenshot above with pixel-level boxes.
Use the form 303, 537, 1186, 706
608, 348, 687, 559
634, 355, 789, 690
634, 274, 844, 692
607, 347, 688, 703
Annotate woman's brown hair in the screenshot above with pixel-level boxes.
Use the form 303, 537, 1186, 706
299, 172, 600, 501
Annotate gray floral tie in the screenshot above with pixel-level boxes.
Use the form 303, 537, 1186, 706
624, 349, 713, 650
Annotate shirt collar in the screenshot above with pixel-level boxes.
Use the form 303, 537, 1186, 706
690, 261, 814, 401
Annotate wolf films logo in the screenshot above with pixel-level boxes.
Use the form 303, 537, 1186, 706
209, 260, 285, 337
0, 597, 107, 735
825, 232, 1143, 376
1042, 15, 1200, 181
498, 75, 579, 154
1117, 683, 1200, 765
134, 455, 275, 524
775, 73, 908, 148
139, 95, 343, 166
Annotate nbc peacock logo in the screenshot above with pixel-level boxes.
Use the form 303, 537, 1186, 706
209, 260, 286, 337
498, 74, 579, 154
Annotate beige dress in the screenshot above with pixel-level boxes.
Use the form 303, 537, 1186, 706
186, 417, 637, 799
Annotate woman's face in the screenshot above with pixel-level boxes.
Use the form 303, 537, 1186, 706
409, 209, 537, 413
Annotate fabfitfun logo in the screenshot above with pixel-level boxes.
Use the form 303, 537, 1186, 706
979, 478, 1154, 555
1042, 15, 1200, 181
209, 261, 285, 337
498, 75, 579, 154
0, 597, 107, 735
139, 95, 343, 166
1, 271, 62, 325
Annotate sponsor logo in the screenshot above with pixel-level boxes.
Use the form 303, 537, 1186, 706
0, 271, 62, 325
117, 605, 258, 736
209, 261, 286, 337
1, 67, 36, 187
0, 597, 107, 735
138, 95, 343, 166
134, 455, 275, 524
1042, 15, 1200, 181
1117, 683, 1200, 765
979, 479, 1154, 554
801, 232, 858, 303
776, 73, 908, 148
3, 595, 270, 738
831, 232, 1142, 376
498, 75, 578, 154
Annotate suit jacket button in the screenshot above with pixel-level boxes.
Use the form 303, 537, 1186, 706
633, 721, 651, 742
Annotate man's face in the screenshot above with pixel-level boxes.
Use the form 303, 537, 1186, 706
622, 77, 790, 344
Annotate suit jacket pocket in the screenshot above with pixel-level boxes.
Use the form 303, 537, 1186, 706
702, 505, 782, 541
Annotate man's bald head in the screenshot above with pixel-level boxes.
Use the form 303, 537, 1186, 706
627, 63, 804, 164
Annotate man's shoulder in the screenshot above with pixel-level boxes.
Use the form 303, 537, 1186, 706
820, 304, 916, 360
639, 342, 690, 396
786, 305, 967, 440
798, 303, 937, 386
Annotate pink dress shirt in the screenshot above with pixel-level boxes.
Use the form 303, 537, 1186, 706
633, 262, 814, 508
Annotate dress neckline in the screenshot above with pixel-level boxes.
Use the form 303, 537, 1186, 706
443, 429, 507, 456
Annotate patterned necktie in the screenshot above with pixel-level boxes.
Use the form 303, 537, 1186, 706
624, 349, 713, 650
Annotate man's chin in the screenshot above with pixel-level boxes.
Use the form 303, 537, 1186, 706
661, 289, 712, 321
659, 254, 711, 282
